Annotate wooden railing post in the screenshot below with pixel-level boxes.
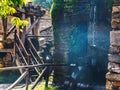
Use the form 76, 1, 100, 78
14, 30, 17, 61
25, 54, 30, 90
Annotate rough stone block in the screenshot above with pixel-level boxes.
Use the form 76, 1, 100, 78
113, 0, 120, 6
112, 13, 120, 19
106, 80, 120, 90
108, 54, 120, 63
106, 72, 120, 81
112, 6, 120, 13
112, 19, 120, 23
106, 80, 112, 90
110, 46, 120, 54
108, 62, 120, 73
111, 22, 120, 29
110, 31, 120, 46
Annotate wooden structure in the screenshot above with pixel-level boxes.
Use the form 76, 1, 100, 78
106, 0, 120, 90
0, 2, 55, 90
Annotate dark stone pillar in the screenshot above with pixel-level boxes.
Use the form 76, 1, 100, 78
51, 0, 90, 84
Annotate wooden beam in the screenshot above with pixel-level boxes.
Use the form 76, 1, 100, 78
6, 70, 28, 90
0, 63, 70, 71
0, 49, 13, 52
31, 67, 47, 89
26, 18, 39, 34
6, 25, 16, 37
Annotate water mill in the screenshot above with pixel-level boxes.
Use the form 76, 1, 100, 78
0, 0, 120, 90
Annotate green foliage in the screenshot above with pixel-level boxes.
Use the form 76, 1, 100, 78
0, 0, 16, 17
106, 0, 113, 11
0, 0, 26, 18
11, 17, 28, 29
50, 0, 64, 20
10, 0, 27, 8
28, 84, 59, 90
45, 86, 59, 90
33, 0, 53, 9
0, 0, 28, 29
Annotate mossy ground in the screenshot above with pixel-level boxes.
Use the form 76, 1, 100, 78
28, 85, 58, 90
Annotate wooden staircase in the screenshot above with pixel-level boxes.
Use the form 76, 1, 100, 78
4, 28, 53, 90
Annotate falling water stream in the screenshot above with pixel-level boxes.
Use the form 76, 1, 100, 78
92, 6, 96, 47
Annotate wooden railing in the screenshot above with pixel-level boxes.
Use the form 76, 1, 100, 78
26, 35, 52, 89
28, 38, 44, 64
6, 25, 16, 37
7, 30, 31, 90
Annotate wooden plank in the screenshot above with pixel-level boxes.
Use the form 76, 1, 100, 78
0, 63, 68, 71
0, 49, 13, 52
26, 18, 39, 34
31, 67, 47, 89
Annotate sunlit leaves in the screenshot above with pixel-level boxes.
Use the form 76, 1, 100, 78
0, 0, 28, 29
0, 0, 16, 17
11, 17, 28, 29
0, 0, 27, 18
10, 0, 26, 8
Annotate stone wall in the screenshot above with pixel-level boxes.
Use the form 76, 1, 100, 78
106, 0, 120, 90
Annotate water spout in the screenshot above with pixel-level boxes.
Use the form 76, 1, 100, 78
92, 6, 96, 46
92, 6, 96, 47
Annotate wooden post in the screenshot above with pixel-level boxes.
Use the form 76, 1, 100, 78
2, 17, 7, 41
21, 8, 26, 43
25, 54, 30, 90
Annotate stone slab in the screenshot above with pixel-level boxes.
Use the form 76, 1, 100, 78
110, 31, 120, 46
112, 13, 120, 19
110, 46, 120, 54
112, 6, 120, 13
108, 54, 120, 63
108, 62, 120, 73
